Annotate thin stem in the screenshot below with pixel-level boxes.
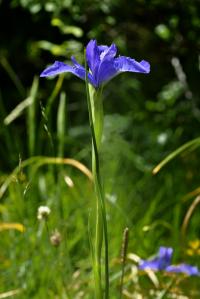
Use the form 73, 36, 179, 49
85, 57, 102, 299
45, 220, 50, 238
153, 137, 200, 174
85, 54, 109, 299
93, 146, 103, 296
181, 195, 200, 244
119, 228, 129, 299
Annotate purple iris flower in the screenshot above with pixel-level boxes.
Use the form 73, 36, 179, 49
139, 247, 173, 271
40, 40, 150, 88
139, 246, 200, 276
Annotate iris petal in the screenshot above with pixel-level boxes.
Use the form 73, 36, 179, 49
40, 60, 86, 80
86, 40, 100, 75
166, 264, 200, 276
98, 45, 110, 53
139, 247, 173, 271
86, 41, 118, 86
40, 60, 96, 86
158, 247, 173, 262
99, 43, 117, 61
40, 61, 76, 77
114, 56, 150, 74
97, 60, 117, 86
95, 43, 118, 85
139, 258, 163, 271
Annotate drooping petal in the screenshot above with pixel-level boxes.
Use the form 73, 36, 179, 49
86, 40, 100, 75
40, 60, 96, 86
40, 61, 85, 79
97, 48, 150, 87
139, 258, 162, 271
166, 264, 200, 276
114, 56, 150, 74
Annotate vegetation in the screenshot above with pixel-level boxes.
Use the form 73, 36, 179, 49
0, 0, 200, 298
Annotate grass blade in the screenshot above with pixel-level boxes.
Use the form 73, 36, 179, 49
57, 92, 67, 158
0, 289, 22, 299
0, 57, 25, 97
27, 77, 39, 156
46, 74, 64, 117
153, 137, 200, 174
0, 156, 92, 200
4, 97, 31, 125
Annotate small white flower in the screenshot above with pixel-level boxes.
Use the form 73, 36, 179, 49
37, 206, 51, 221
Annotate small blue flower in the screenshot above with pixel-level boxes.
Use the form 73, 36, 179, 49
139, 246, 200, 276
40, 40, 150, 88
139, 247, 173, 271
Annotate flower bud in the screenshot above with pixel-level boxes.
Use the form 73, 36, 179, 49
50, 230, 62, 247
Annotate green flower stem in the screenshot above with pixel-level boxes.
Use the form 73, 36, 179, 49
90, 86, 104, 295
89, 85, 104, 149
85, 57, 109, 299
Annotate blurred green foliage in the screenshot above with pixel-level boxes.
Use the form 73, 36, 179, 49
0, 0, 200, 297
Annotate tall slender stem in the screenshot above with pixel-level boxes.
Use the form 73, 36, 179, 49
93, 145, 103, 299
85, 56, 109, 299
119, 228, 129, 299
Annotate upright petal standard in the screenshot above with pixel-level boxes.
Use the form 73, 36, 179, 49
40, 40, 150, 88
139, 247, 173, 271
